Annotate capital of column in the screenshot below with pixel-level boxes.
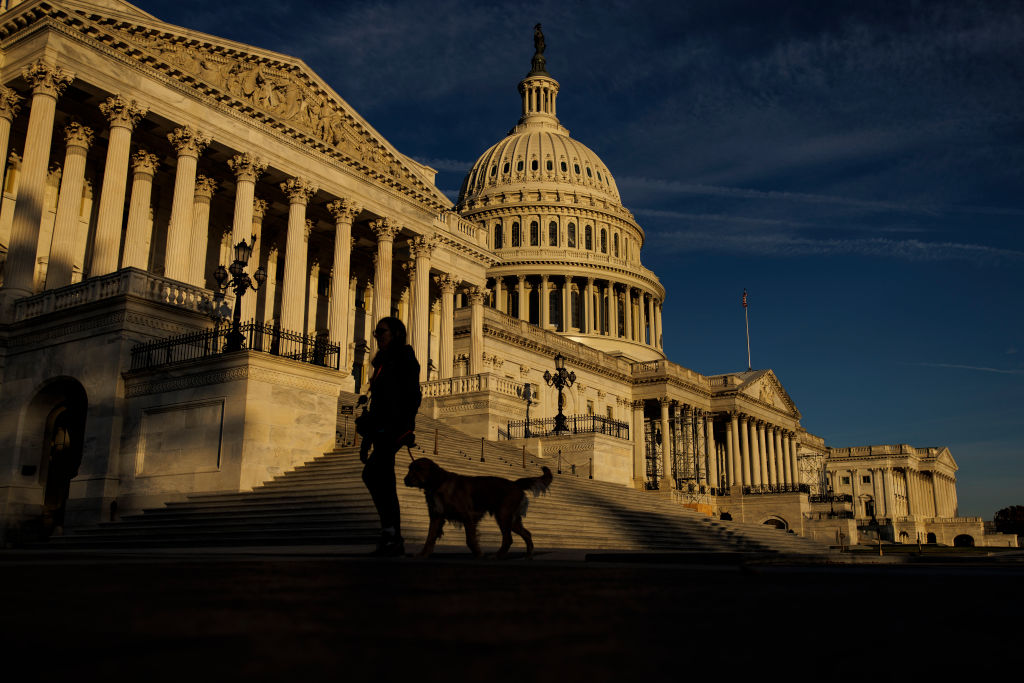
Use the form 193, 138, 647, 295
131, 149, 159, 175
227, 152, 267, 182
252, 198, 268, 221
23, 60, 74, 98
435, 273, 458, 294
369, 217, 400, 241
99, 95, 147, 130
304, 218, 314, 239
63, 122, 94, 150
0, 86, 23, 121
466, 285, 487, 305
326, 197, 363, 222
280, 176, 317, 204
194, 175, 217, 199
410, 235, 436, 259
632, 399, 645, 410
167, 126, 210, 157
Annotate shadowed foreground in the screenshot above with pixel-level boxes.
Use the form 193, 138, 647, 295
2, 549, 1020, 681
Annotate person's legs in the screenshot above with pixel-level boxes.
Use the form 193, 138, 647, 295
361, 435, 403, 553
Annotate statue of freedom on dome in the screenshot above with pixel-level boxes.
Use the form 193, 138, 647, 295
530, 23, 548, 75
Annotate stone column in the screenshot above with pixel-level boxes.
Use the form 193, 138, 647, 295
279, 177, 317, 332
882, 468, 897, 518
245, 198, 268, 322
775, 428, 788, 486
539, 274, 549, 328
610, 283, 619, 338
725, 416, 735, 486
326, 199, 360, 354
187, 176, 217, 287
706, 414, 719, 491
369, 218, 399, 336
623, 286, 633, 341
659, 398, 674, 491
654, 298, 663, 349
0, 87, 23, 196
646, 294, 654, 346
164, 126, 210, 282
226, 153, 266, 244
789, 433, 799, 488
91, 96, 147, 276
638, 290, 647, 345
122, 151, 159, 270
746, 420, 759, 486
436, 273, 457, 378
307, 259, 320, 335
3, 61, 73, 301
410, 236, 435, 380
494, 276, 505, 313
584, 277, 594, 333
517, 274, 527, 321
46, 123, 93, 289
467, 285, 485, 375
263, 245, 279, 324
632, 400, 646, 487
739, 414, 751, 485
562, 276, 571, 331
764, 425, 777, 486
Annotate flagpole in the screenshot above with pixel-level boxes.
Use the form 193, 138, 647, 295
743, 289, 751, 371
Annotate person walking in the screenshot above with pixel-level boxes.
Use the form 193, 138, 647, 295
360, 316, 421, 556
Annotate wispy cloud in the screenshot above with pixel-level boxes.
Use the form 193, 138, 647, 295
648, 230, 1024, 264
914, 362, 1024, 376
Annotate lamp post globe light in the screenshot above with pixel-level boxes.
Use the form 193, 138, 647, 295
543, 352, 576, 434
211, 237, 267, 352
517, 382, 534, 438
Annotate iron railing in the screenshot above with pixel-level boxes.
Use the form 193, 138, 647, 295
808, 492, 853, 504
130, 320, 340, 372
503, 414, 630, 440
743, 483, 811, 496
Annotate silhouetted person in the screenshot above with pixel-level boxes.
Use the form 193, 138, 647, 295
360, 316, 420, 556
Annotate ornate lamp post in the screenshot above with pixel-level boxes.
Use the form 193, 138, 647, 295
213, 238, 266, 352
517, 382, 534, 438
543, 352, 576, 434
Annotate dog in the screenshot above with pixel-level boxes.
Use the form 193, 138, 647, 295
403, 457, 552, 558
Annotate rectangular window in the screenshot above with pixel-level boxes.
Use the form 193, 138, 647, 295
841, 476, 851, 485
587, 400, 594, 415
862, 475, 871, 484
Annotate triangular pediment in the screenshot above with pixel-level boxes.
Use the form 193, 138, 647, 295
1, 0, 449, 210
733, 369, 800, 418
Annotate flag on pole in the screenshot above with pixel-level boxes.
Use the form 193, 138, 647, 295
742, 289, 748, 308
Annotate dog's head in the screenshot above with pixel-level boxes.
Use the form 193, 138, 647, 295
404, 457, 445, 490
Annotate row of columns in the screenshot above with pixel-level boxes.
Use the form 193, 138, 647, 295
492, 273, 663, 349
832, 466, 956, 520
722, 413, 799, 489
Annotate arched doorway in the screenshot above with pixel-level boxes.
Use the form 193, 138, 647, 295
762, 517, 788, 530
20, 378, 88, 536
926, 532, 937, 544
953, 534, 975, 547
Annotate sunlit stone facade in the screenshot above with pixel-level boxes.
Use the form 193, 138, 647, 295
0, 0, 1011, 548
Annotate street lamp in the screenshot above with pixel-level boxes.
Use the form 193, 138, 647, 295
543, 352, 576, 434
212, 237, 267, 352
517, 382, 534, 438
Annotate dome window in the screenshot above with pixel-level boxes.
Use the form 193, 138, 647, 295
494, 222, 504, 249
584, 225, 593, 250
597, 171, 602, 181
531, 159, 538, 171
530, 221, 539, 246
548, 221, 558, 246
503, 162, 510, 174
512, 222, 521, 247
490, 165, 497, 177
568, 223, 577, 248
517, 160, 524, 172
613, 233, 619, 257
574, 163, 580, 174
600, 228, 607, 253
586, 167, 593, 178
561, 161, 567, 173
546, 160, 553, 171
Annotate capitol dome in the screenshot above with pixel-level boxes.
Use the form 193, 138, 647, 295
457, 26, 666, 363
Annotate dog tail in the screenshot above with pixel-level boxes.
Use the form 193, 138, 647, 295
516, 466, 553, 497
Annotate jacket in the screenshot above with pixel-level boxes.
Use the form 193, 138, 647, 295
367, 344, 421, 436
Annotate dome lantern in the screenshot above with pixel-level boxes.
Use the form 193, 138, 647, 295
516, 23, 562, 133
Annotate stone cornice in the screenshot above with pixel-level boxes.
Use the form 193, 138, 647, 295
0, 2, 448, 213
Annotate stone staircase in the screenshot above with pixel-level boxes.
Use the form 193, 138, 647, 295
49, 411, 831, 555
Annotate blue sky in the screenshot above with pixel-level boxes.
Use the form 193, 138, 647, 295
130, 0, 1023, 517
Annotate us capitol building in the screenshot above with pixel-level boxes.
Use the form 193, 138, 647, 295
0, 0, 1012, 548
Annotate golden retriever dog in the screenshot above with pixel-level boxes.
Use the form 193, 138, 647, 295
403, 457, 552, 558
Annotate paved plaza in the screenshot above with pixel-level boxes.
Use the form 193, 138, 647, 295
2, 547, 1020, 681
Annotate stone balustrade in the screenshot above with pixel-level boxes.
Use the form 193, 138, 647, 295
13, 267, 218, 321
